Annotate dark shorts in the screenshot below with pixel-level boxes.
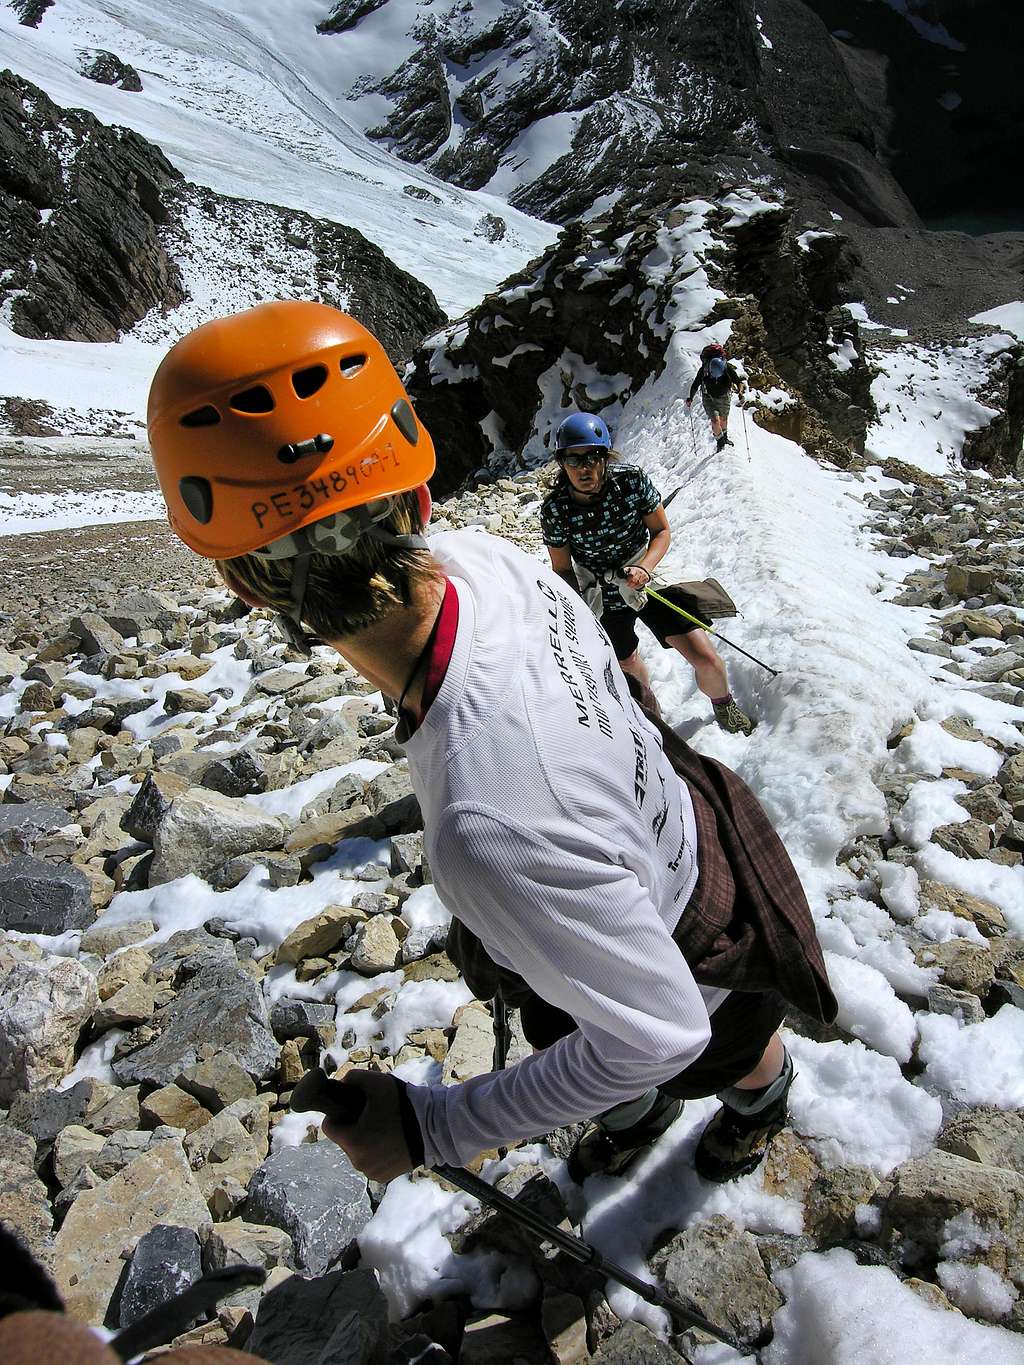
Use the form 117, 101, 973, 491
702, 388, 732, 420
601, 597, 700, 660
520, 988, 787, 1099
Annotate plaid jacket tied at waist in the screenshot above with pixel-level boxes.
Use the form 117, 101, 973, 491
447, 707, 837, 1025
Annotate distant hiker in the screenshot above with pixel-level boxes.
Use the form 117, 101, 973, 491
541, 411, 755, 736
686, 341, 743, 451
147, 301, 835, 1193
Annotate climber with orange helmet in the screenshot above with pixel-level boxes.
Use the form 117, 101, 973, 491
148, 302, 833, 1192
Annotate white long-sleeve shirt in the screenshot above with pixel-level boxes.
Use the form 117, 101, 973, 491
402, 529, 724, 1168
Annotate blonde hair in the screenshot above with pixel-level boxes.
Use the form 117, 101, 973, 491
218, 491, 440, 640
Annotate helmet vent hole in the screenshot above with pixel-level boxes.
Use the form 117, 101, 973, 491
339, 353, 367, 378
180, 405, 220, 428
230, 384, 275, 414
292, 364, 328, 399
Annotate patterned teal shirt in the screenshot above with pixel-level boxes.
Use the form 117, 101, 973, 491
541, 465, 662, 615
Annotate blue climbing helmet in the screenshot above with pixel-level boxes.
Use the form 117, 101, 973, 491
555, 411, 611, 451
708, 356, 727, 379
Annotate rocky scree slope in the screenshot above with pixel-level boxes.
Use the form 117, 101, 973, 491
0, 71, 444, 360
0, 464, 1022, 1357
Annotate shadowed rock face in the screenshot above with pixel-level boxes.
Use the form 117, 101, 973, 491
0, 70, 446, 357
0, 69, 186, 342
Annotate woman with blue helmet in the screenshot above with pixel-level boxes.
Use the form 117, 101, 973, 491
687, 342, 744, 451
540, 410, 754, 735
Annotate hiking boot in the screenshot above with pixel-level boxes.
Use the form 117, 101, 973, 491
567, 1092, 683, 1182
694, 1058, 795, 1183
712, 699, 755, 735
715, 432, 727, 451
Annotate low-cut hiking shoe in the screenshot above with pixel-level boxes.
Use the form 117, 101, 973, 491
694, 1075, 794, 1184
712, 699, 755, 735
567, 1093, 683, 1183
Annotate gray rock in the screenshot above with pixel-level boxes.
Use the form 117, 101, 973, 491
938, 1108, 1024, 1177
247, 1267, 388, 1365
69, 612, 125, 656
200, 749, 268, 797
244, 1141, 372, 1275
0, 854, 94, 933
270, 999, 337, 1042
650, 1214, 783, 1349
0, 955, 99, 1102
150, 788, 285, 885
101, 589, 178, 639
0, 1121, 53, 1254
364, 763, 421, 834
926, 982, 986, 1023
121, 771, 190, 844
6, 1077, 111, 1155
0, 801, 70, 860
592, 1321, 688, 1363
401, 923, 449, 964
113, 958, 278, 1088
203, 1218, 294, 1272
177, 1051, 257, 1111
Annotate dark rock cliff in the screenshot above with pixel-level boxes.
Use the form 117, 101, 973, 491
0, 69, 185, 342
0, 71, 445, 362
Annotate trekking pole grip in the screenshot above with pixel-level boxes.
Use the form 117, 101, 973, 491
291, 1066, 366, 1124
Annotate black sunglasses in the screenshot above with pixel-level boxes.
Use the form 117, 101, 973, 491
560, 448, 607, 468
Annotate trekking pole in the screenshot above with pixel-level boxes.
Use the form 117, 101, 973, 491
741, 403, 751, 465
291, 1068, 748, 1352
492, 995, 511, 1073
644, 584, 780, 678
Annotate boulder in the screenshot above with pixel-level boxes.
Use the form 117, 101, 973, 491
442, 1003, 494, 1085
121, 771, 190, 844
204, 1218, 294, 1272
0, 855, 94, 933
880, 1149, 1024, 1263
118, 1223, 202, 1329
938, 1109, 1024, 1177
243, 1141, 372, 1275
649, 1215, 783, 1349
54, 1138, 211, 1324
140, 1083, 213, 1135
592, 1322, 688, 1363
79, 917, 155, 957
112, 959, 278, 1088
247, 1267, 388, 1365
918, 880, 1006, 938
150, 789, 285, 885
914, 939, 996, 997
0, 801, 70, 860
349, 917, 401, 975
803, 1165, 880, 1241
364, 764, 421, 834
270, 999, 337, 1042
0, 1121, 53, 1254
177, 1051, 258, 1111
0, 955, 99, 1102
52, 1123, 106, 1186
276, 906, 365, 965
69, 612, 125, 656
92, 978, 156, 1032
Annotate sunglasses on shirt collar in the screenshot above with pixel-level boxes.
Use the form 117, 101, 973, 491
559, 447, 608, 468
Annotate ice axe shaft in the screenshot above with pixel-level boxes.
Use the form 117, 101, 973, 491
291, 1068, 746, 1352
644, 584, 780, 678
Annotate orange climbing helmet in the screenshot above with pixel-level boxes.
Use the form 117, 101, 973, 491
147, 301, 435, 559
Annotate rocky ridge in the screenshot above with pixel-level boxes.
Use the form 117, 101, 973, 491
408, 187, 1022, 495
0, 458, 1021, 1357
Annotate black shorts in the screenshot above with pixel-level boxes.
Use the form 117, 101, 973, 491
601, 597, 700, 660
520, 989, 787, 1099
